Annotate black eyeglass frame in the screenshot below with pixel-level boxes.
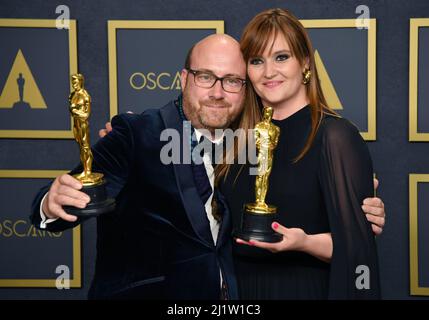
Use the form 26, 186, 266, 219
186, 68, 246, 93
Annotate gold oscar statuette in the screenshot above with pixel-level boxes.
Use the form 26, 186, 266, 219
234, 106, 283, 243
63, 73, 115, 217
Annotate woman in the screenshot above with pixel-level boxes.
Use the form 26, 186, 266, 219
218, 8, 380, 299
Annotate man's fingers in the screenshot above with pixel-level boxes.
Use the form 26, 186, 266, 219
363, 197, 384, 209
365, 213, 385, 228
47, 202, 78, 222
55, 208, 78, 222
99, 129, 107, 138
98, 122, 112, 138
58, 174, 82, 190
372, 224, 383, 236
373, 177, 379, 191
57, 184, 90, 202
57, 209, 78, 222
362, 204, 385, 218
45, 174, 86, 221
54, 194, 88, 209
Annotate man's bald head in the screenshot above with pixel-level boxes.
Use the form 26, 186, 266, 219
185, 34, 243, 70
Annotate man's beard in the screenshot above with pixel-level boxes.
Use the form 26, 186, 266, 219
182, 89, 241, 131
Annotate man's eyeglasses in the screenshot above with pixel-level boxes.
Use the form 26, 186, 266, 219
187, 68, 246, 93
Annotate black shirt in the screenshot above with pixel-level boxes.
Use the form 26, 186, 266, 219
220, 106, 381, 299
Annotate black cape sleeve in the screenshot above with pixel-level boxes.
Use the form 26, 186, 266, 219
317, 117, 381, 299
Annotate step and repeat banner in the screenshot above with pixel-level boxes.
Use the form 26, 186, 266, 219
409, 19, 429, 296
0, 19, 80, 289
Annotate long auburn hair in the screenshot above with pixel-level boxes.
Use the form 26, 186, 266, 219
215, 8, 338, 185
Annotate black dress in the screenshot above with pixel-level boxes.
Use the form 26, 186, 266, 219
220, 106, 380, 299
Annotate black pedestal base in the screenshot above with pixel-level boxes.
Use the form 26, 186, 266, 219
234, 208, 282, 243
63, 181, 115, 217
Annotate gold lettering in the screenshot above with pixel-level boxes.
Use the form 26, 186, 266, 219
129, 71, 183, 90
3, 219, 13, 238
26, 224, 38, 237
129, 72, 146, 90
146, 72, 157, 90
37, 227, 46, 237
157, 72, 170, 90
172, 71, 181, 90
13, 220, 26, 237
0, 219, 63, 238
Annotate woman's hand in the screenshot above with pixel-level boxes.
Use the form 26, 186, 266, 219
236, 222, 307, 253
236, 222, 333, 263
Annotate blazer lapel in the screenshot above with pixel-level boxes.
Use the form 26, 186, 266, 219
159, 100, 214, 248
214, 189, 232, 250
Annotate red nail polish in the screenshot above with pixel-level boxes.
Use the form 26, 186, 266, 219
272, 222, 279, 229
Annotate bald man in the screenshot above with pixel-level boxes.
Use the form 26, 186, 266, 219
31, 35, 245, 300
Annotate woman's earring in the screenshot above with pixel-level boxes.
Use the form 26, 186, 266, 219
302, 68, 311, 85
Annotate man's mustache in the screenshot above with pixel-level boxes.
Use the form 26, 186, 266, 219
200, 100, 231, 108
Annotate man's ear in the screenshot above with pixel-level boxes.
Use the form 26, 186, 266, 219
180, 69, 188, 91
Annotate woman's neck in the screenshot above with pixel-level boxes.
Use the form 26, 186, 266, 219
267, 92, 310, 121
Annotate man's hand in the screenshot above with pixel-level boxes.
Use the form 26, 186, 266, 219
42, 174, 90, 222
362, 178, 386, 235
99, 112, 134, 138
98, 122, 112, 138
